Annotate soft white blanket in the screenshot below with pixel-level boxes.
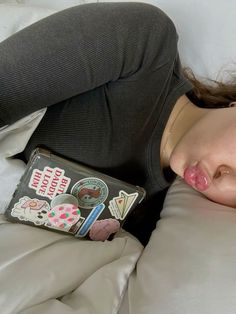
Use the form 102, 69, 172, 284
0, 109, 46, 213
0, 214, 142, 314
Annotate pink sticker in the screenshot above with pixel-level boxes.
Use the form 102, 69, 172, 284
29, 167, 71, 200
89, 219, 120, 241
48, 203, 81, 231
11, 196, 50, 225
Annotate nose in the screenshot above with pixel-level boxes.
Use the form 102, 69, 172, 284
213, 165, 236, 190
214, 165, 231, 179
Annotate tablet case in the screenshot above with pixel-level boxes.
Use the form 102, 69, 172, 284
5, 148, 146, 240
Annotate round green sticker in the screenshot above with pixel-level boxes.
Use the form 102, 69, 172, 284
71, 177, 109, 209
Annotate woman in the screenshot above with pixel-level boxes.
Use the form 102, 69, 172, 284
0, 2, 235, 245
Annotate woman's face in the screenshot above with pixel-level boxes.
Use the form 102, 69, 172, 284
170, 106, 236, 208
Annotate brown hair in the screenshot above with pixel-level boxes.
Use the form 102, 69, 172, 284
184, 68, 236, 109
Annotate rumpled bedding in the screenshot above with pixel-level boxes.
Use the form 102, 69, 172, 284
0, 214, 142, 314
0, 109, 46, 213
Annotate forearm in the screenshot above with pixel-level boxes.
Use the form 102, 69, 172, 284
0, 2, 177, 126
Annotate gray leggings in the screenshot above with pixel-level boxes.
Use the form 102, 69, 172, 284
0, 2, 177, 127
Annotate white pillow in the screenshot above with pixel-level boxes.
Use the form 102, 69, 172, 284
122, 177, 236, 314
154, 0, 236, 81
0, 0, 92, 11
0, 4, 56, 42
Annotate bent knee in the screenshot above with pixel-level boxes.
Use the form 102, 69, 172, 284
128, 3, 178, 63
122, 2, 178, 52
128, 2, 177, 34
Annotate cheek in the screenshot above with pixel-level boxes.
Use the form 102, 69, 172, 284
169, 143, 200, 177
202, 188, 236, 208
169, 128, 208, 176
169, 150, 185, 176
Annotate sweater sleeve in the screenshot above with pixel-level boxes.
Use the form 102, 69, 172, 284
0, 2, 177, 126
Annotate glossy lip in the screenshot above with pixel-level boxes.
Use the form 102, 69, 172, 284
183, 163, 211, 191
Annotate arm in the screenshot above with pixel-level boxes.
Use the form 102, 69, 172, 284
0, 2, 177, 126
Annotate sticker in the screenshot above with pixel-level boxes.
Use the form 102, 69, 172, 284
71, 177, 108, 209
89, 218, 120, 241
29, 167, 71, 200
68, 217, 85, 234
11, 196, 50, 225
50, 193, 78, 208
108, 200, 121, 220
108, 191, 138, 220
108, 203, 120, 220
46, 203, 83, 232
76, 203, 105, 237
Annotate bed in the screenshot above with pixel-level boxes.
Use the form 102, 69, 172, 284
1, 1, 236, 313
